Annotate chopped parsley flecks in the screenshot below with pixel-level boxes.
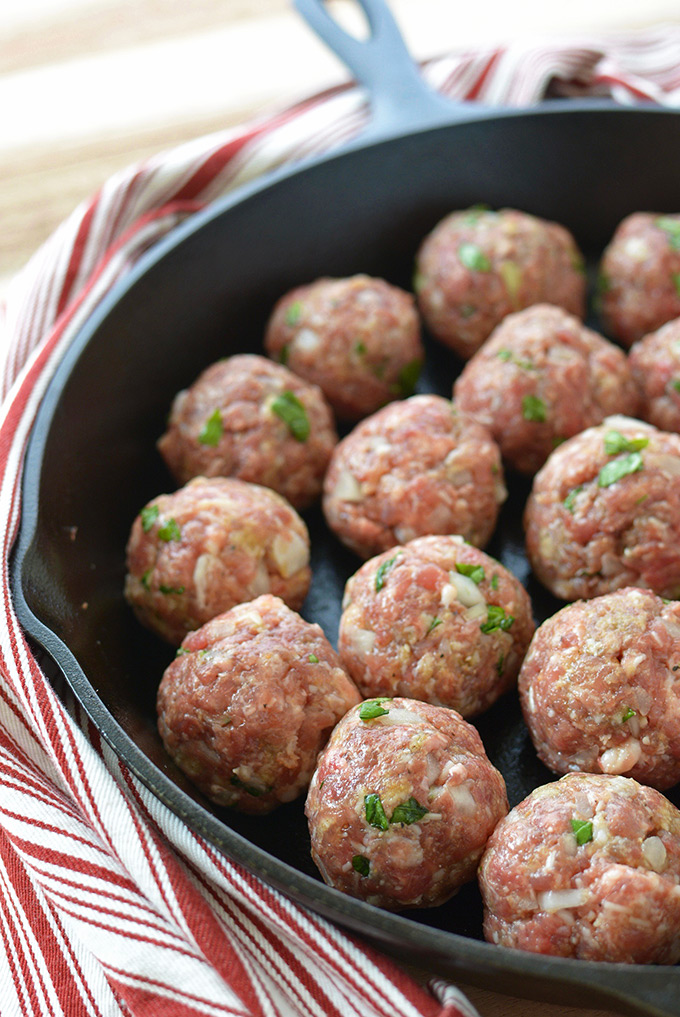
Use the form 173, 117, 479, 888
359, 699, 391, 721
175, 647, 191, 656
271, 390, 310, 442
278, 344, 290, 366
375, 554, 400, 592
671, 379, 680, 394
159, 584, 185, 595
491, 573, 499, 590
673, 272, 680, 299
500, 260, 522, 306
353, 340, 367, 357
621, 706, 637, 721
563, 485, 583, 514
198, 408, 223, 446
230, 775, 268, 797
140, 569, 152, 590
521, 394, 547, 423
570, 818, 594, 845
394, 358, 422, 398
390, 797, 429, 826
656, 216, 680, 250
455, 561, 485, 585
496, 652, 505, 676
460, 304, 477, 319
364, 793, 389, 831
461, 204, 491, 224
308, 653, 319, 664
412, 269, 426, 293
140, 504, 159, 532
596, 272, 611, 295
480, 604, 515, 635
352, 854, 371, 877
458, 242, 491, 273
427, 616, 443, 636
597, 451, 644, 488
284, 300, 304, 327
496, 348, 536, 371
603, 430, 650, 455
571, 250, 586, 274
158, 518, 181, 542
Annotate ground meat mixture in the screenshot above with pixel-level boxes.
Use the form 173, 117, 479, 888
322, 395, 506, 559
598, 212, 680, 347
519, 587, 680, 790
306, 697, 508, 910
524, 415, 680, 601
479, 772, 680, 964
157, 595, 361, 813
414, 206, 586, 359
263, 274, 424, 421
454, 304, 639, 475
125, 476, 311, 644
338, 535, 534, 718
629, 316, 680, 433
157, 354, 337, 510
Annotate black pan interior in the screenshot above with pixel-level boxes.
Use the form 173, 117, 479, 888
13, 103, 680, 1017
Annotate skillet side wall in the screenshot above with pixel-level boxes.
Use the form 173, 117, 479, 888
13, 106, 680, 1010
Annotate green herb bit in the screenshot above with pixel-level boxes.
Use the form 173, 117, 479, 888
308, 653, 319, 664
364, 793, 389, 831
394, 358, 422, 398
500, 260, 522, 307
455, 562, 485, 584
597, 451, 644, 488
460, 304, 476, 319
426, 616, 443, 636
458, 242, 491, 272
570, 818, 594, 845
390, 797, 429, 826
621, 706, 637, 721
285, 300, 304, 327
673, 272, 680, 298
198, 408, 223, 447
480, 604, 515, 634
563, 485, 583, 514
352, 854, 370, 877
596, 272, 611, 295
175, 646, 191, 656
496, 652, 505, 677
375, 554, 400, 592
140, 504, 159, 532
491, 573, 499, 590
278, 344, 290, 366
671, 379, 680, 394
140, 569, 152, 590
359, 699, 391, 721
522, 394, 547, 423
461, 203, 490, 224
159, 584, 185, 595
603, 430, 650, 455
158, 518, 181, 542
354, 340, 367, 357
497, 349, 512, 361
412, 269, 426, 293
231, 775, 268, 797
271, 390, 310, 442
656, 216, 680, 250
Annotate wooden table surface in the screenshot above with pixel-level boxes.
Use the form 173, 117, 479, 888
3, 2, 680, 1014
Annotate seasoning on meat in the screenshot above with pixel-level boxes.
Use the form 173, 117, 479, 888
629, 316, 680, 434
322, 394, 506, 559
479, 773, 680, 963
157, 354, 337, 510
454, 304, 639, 474
519, 587, 680, 790
338, 535, 535, 717
524, 415, 680, 600
305, 697, 508, 910
264, 274, 424, 421
414, 206, 586, 358
124, 476, 311, 644
157, 595, 361, 813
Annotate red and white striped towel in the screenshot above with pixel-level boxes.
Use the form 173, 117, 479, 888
1, 26, 679, 1017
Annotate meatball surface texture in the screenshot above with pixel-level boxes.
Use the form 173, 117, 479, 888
125, 476, 311, 644
157, 354, 337, 509
414, 206, 586, 358
322, 395, 506, 559
264, 275, 424, 421
479, 773, 680, 963
519, 587, 680, 790
306, 697, 508, 910
339, 535, 535, 718
454, 304, 639, 474
157, 595, 361, 813
524, 415, 680, 600
629, 316, 680, 433
599, 212, 680, 346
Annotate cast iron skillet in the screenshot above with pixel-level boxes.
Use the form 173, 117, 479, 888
11, 1, 680, 1013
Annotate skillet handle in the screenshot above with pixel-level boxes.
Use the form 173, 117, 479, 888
292, 0, 463, 139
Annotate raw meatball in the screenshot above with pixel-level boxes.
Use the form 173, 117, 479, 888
629, 317, 680, 433
519, 588, 680, 790
338, 536, 535, 718
479, 772, 680, 964
305, 697, 508, 910
125, 476, 311, 644
322, 395, 506, 559
414, 206, 586, 358
454, 304, 639, 474
524, 415, 680, 601
157, 595, 361, 813
264, 275, 424, 421
599, 212, 680, 347
157, 354, 337, 509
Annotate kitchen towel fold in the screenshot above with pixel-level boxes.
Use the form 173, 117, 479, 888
1, 26, 679, 1017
